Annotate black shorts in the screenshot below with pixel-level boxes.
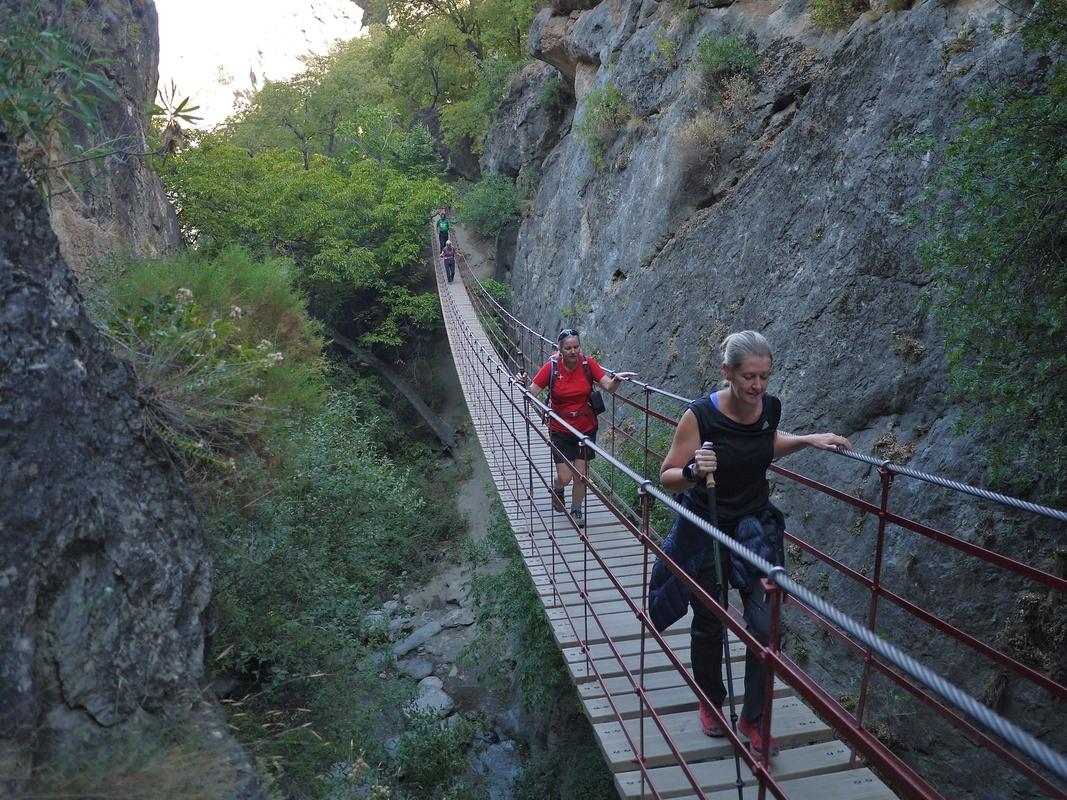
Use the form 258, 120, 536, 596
551, 427, 597, 464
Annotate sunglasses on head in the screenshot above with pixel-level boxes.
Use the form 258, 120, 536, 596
557, 328, 579, 343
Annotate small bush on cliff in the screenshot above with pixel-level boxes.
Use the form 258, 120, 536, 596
696, 31, 757, 79
88, 247, 324, 471
454, 171, 521, 238
575, 84, 632, 169
677, 110, 729, 178
809, 0, 870, 29
901, 0, 1067, 500
539, 72, 567, 115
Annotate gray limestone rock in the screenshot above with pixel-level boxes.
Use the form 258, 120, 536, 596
14, 0, 184, 270
496, 0, 1066, 794
0, 115, 258, 796
394, 619, 444, 656
398, 658, 436, 681
406, 676, 456, 719
443, 608, 476, 628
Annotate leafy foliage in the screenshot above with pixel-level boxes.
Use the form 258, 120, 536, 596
87, 247, 324, 471
903, 3, 1067, 499
0, 2, 119, 200
205, 387, 465, 792
86, 248, 470, 796
439, 56, 527, 154
461, 501, 571, 713
538, 73, 566, 115
574, 84, 632, 169
366, 0, 537, 149
478, 277, 512, 307
210, 390, 460, 674
158, 133, 449, 347
393, 714, 482, 798
696, 31, 758, 78
454, 172, 520, 238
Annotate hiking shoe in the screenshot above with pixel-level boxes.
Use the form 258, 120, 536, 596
738, 715, 779, 756
570, 506, 583, 522
552, 487, 566, 513
699, 703, 725, 738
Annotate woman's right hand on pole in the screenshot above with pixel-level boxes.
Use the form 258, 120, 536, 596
692, 442, 716, 479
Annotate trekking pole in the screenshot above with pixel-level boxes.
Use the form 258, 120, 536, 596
704, 444, 745, 800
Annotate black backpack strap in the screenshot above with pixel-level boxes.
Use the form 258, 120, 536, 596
581, 354, 595, 389
547, 357, 557, 411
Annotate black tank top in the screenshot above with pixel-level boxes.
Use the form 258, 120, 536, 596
686, 393, 781, 524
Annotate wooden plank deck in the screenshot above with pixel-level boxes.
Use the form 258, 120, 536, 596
437, 265, 896, 799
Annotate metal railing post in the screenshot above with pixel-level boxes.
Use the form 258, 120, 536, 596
854, 465, 894, 758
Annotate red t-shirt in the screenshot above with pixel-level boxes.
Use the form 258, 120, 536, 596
533, 355, 606, 433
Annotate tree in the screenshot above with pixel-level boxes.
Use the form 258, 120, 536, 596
160, 133, 450, 348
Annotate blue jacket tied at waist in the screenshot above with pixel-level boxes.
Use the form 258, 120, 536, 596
648, 493, 785, 633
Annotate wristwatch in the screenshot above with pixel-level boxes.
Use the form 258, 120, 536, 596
681, 459, 698, 482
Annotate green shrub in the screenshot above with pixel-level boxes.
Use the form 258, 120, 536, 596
393, 713, 481, 797
206, 388, 464, 791
211, 390, 462, 675
574, 84, 632, 169
454, 172, 521, 238
652, 26, 680, 68
901, 1, 1067, 500
809, 0, 869, 29
539, 72, 566, 114
87, 247, 324, 470
696, 31, 757, 78
479, 277, 512, 307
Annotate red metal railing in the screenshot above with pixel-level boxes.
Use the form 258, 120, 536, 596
442, 241, 1067, 799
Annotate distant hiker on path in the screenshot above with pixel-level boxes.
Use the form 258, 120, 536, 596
437, 213, 451, 250
441, 240, 456, 283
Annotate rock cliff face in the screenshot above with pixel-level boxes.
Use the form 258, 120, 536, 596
42, 0, 182, 270
0, 118, 251, 792
490, 0, 1065, 795
0, 3, 256, 794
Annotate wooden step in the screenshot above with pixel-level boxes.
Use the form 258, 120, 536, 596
594, 695, 835, 772
615, 741, 854, 799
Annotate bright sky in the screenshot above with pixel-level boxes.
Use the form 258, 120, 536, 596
155, 0, 366, 128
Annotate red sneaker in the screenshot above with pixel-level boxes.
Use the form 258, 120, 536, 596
699, 703, 725, 737
738, 714, 779, 756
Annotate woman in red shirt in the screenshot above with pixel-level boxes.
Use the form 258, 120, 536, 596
519, 329, 636, 521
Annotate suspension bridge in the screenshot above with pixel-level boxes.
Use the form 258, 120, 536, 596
432, 233, 1067, 800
